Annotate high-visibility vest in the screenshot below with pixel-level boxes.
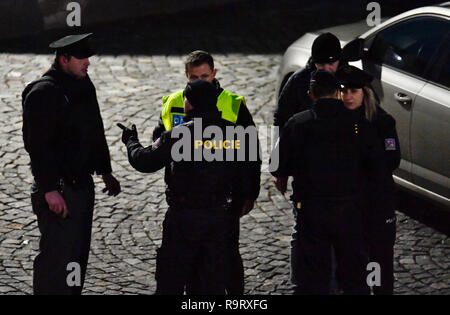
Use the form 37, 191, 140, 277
161, 89, 245, 130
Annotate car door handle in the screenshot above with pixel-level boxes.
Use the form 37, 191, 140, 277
394, 92, 412, 105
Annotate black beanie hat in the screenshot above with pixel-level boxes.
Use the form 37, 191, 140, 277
311, 32, 342, 64
183, 80, 218, 112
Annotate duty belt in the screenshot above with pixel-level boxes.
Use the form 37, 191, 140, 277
61, 173, 93, 189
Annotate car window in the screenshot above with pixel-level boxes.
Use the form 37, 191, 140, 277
368, 16, 450, 78
429, 44, 450, 89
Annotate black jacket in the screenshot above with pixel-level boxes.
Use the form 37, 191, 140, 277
127, 111, 259, 210
151, 78, 261, 202
356, 105, 401, 220
271, 98, 385, 201
274, 64, 315, 129
274, 57, 349, 129
353, 105, 401, 192
152, 79, 256, 141
22, 62, 112, 193
370, 106, 401, 175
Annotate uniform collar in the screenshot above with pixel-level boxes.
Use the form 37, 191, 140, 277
313, 98, 344, 117
44, 61, 92, 85
184, 110, 222, 122
212, 78, 223, 96
43, 61, 94, 97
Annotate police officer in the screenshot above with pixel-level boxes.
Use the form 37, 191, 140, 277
273, 33, 345, 293
152, 50, 257, 140
120, 80, 258, 294
152, 50, 261, 294
271, 70, 385, 294
22, 33, 121, 295
336, 65, 400, 295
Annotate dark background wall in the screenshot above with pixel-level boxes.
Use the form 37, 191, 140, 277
0, 0, 440, 54
0, 0, 245, 39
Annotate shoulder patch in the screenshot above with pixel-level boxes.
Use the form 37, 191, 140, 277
385, 138, 396, 150
172, 114, 186, 127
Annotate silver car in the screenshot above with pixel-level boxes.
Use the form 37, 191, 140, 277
276, 3, 450, 209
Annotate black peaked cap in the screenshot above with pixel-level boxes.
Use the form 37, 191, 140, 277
336, 65, 373, 89
49, 33, 95, 59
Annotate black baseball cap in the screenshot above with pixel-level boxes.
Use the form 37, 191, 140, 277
336, 65, 373, 89
311, 32, 342, 64
49, 33, 96, 59
183, 80, 218, 112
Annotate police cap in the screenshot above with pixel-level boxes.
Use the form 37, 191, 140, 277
311, 32, 342, 64
183, 80, 218, 112
49, 33, 95, 59
336, 65, 373, 89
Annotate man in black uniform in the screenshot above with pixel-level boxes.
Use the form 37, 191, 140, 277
152, 51, 261, 294
272, 33, 345, 291
22, 33, 121, 295
271, 70, 385, 294
119, 80, 258, 294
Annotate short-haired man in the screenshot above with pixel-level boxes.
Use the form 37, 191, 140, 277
271, 70, 384, 294
22, 33, 121, 294
272, 33, 345, 292
152, 50, 261, 294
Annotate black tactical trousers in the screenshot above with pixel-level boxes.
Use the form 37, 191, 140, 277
224, 216, 244, 294
185, 214, 244, 295
290, 205, 301, 289
364, 194, 396, 295
368, 215, 396, 295
296, 198, 370, 295
31, 177, 95, 295
291, 204, 340, 294
155, 207, 230, 295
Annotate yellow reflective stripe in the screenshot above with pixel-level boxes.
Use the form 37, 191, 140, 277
161, 88, 245, 130
217, 90, 244, 124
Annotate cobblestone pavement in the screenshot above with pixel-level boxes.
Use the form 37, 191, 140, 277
0, 2, 449, 295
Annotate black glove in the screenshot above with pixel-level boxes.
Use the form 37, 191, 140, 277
117, 123, 138, 144
101, 173, 121, 197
